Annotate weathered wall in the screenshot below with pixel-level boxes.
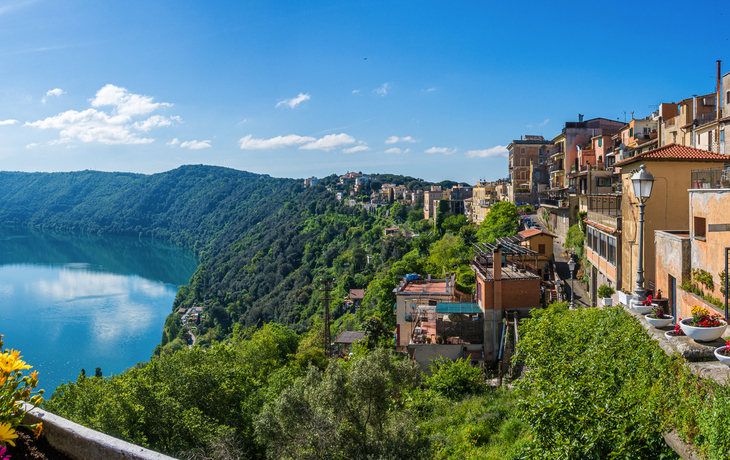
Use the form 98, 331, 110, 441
654, 230, 691, 311
690, 190, 730, 300
501, 279, 541, 309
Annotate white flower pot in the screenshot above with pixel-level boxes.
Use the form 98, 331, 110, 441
602, 297, 613, 307
618, 291, 635, 305
714, 347, 730, 367
680, 319, 727, 342
665, 331, 679, 340
633, 303, 654, 315
645, 315, 674, 328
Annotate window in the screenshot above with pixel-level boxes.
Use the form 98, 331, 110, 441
599, 232, 607, 258
538, 244, 545, 254
727, 91, 730, 104
630, 127, 634, 138
694, 216, 707, 238
607, 236, 616, 265
672, 132, 677, 144
521, 147, 526, 154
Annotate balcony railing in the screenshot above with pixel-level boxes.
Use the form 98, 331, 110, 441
541, 198, 569, 208
585, 194, 621, 216
691, 165, 730, 189
697, 112, 717, 127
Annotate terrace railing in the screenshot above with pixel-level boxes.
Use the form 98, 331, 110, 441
691, 165, 730, 189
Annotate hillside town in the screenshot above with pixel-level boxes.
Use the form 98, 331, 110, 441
300, 62, 730, 381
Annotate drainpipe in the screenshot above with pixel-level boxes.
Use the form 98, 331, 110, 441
718, 60, 722, 152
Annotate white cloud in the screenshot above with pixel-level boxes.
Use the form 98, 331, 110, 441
0, 119, 18, 125
276, 93, 310, 108
343, 145, 369, 153
425, 87, 437, 92
238, 134, 316, 150
42, 88, 65, 103
343, 141, 369, 153
180, 140, 211, 150
373, 82, 391, 96
132, 115, 176, 132
425, 146, 457, 155
25, 143, 40, 149
300, 133, 355, 151
384, 147, 410, 154
352, 89, 360, 94
25, 85, 177, 145
539, 118, 549, 127
385, 135, 417, 144
166, 138, 180, 146
465, 145, 509, 158
90, 84, 172, 116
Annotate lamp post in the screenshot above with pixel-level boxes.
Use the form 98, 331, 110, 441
631, 164, 655, 300
568, 254, 576, 309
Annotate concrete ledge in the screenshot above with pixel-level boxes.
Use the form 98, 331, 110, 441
663, 430, 704, 460
22, 404, 175, 460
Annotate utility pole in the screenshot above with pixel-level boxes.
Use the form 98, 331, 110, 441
319, 277, 335, 358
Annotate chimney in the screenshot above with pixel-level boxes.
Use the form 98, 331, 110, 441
578, 114, 584, 122
492, 245, 502, 281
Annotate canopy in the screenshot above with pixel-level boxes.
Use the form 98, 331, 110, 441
436, 303, 481, 314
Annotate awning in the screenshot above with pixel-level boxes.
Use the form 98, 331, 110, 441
436, 303, 482, 314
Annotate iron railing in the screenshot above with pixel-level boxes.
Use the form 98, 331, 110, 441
691, 165, 730, 189
585, 194, 622, 216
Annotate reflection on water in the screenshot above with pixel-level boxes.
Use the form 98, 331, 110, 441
0, 227, 198, 393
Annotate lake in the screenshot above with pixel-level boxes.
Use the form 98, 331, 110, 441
0, 227, 199, 394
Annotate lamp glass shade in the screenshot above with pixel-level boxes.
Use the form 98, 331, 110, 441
567, 259, 576, 273
631, 164, 654, 199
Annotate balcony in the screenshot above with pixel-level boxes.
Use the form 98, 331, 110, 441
691, 166, 730, 189
697, 112, 717, 127
585, 194, 621, 216
541, 198, 569, 208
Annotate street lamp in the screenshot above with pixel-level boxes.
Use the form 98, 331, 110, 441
631, 164, 655, 300
568, 255, 576, 309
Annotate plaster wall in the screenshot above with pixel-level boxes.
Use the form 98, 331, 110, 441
619, 160, 723, 292
689, 190, 730, 300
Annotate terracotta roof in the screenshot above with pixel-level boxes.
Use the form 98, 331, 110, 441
335, 331, 367, 344
613, 143, 730, 167
584, 219, 620, 234
518, 228, 557, 239
349, 289, 365, 300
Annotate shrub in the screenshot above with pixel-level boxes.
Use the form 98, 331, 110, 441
597, 284, 615, 298
426, 357, 484, 400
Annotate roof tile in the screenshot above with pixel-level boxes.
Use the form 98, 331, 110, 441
614, 143, 729, 167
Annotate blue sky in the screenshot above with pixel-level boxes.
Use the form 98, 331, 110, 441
1, 0, 729, 183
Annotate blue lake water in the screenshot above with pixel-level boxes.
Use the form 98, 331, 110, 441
0, 227, 198, 394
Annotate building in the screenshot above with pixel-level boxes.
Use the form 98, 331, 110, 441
470, 181, 498, 224
655, 164, 730, 320
613, 143, 730, 294
472, 243, 542, 363
507, 135, 552, 204
303, 176, 318, 187
583, 194, 622, 304
423, 184, 474, 220
393, 274, 481, 373
497, 228, 556, 280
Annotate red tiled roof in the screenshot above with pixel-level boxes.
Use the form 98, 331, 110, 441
518, 228, 557, 239
349, 289, 365, 300
613, 143, 730, 167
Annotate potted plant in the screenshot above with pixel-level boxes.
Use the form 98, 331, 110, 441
645, 304, 674, 328
680, 305, 727, 342
665, 319, 685, 340
655, 289, 662, 299
634, 295, 654, 315
426, 337, 432, 344
715, 340, 730, 366
722, 179, 730, 188
618, 289, 636, 306
598, 284, 615, 307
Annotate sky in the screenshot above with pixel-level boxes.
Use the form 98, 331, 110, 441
1, 0, 729, 184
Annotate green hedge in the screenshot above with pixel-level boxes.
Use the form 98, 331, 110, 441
514, 306, 730, 459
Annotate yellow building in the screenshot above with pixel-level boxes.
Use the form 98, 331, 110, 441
613, 144, 729, 293
470, 181, 497, 224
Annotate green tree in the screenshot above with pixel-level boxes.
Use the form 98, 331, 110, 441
426, 357, 484, 399
255, 348, 426, 460
435, 199, 451, 234
441, 214, 468, 234
428, 233, 469, 271
477, 201, 519, 243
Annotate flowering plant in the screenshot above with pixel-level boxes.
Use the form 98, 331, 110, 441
0, 334, 44, 449
720, 340, 730, 357
689, 305, 725, 328
648, 303, 671, 319
638, 295, 653, 307
673, 319, 685, 336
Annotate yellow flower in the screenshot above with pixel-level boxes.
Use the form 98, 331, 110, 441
32, 422, 43, 439
0, 349, 32, 374
0, 422, 17, 447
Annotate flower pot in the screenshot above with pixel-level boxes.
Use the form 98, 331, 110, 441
645, 314, 674, 328
618, 291, 636, 305
665, 331, 680, 341
601, 297, 613, 307
714, 347, 730, 367
693, 180, 702, 189
634, 303, 654, 315
722, 181, 730, 189
680, 318, 727, 342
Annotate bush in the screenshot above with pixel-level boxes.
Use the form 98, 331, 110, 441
597, 284, 615, 298
426, 357, 484, 400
